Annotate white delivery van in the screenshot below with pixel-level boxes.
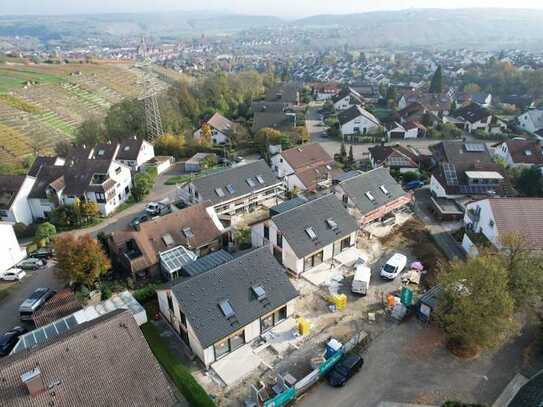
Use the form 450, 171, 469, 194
352, 260, 371, 296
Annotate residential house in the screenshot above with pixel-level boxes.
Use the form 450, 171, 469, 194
338, 105, 382, 138
180, 160, 285, 228
0, 223, 26, 274
193, 112, 234, 145
0, 175, 34, 224
368, 144, 429, 173
334, 167, 412, 225
251, 194, 358, 276
28, 158, 132, 218
312, 83, 339, 101
252, 111, 296, 133
332, 88, 363, 111
455, 92, 492, 108
397, 102, 439, 128
109, 202, 223, 279
452, 103, 493, 133
398, 92, 451, 116
270, 143, 337, 191
184, 153, 217, 173
157, 247, 298, 368
464, 198, 543, 251
265, 82, 301, 107
429, 141, 508, 198
517, 109, 543, 138
492, 139, 543, 168
0, 310, 178, 406
70, 138, 155, 172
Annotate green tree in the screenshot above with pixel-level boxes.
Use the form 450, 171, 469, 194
515, 165, 543, 197
104, 99, 146, 142
339, 141, 347, 163
463, 83, 481, 94
437, 254, 515, 354
345, 145, 354, 169
132, 171, 154, 202
75, 117, 106, 146
54, 234, 110, 287
430, 65, 443, 94
34, 222, 56, 244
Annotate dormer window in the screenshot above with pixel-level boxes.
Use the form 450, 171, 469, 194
379, 185, 389, 195
365, 191, 376, 202
305, 226, 317, 241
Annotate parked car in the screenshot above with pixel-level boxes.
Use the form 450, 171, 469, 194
0, 326, 27, 356
326, 353, 364, 387
145, 202, 171, 216
19, 288, 55, 321
30, 247, 55, 260
380, 253, 408, 280
130, 213, 151, 230
0, 268, 26, 282
18, 258, 46, 271
404, 180, 425, 191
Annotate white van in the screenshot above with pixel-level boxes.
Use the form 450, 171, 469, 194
352, 260, 371, 296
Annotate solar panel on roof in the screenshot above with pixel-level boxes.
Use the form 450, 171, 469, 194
442, 163, 459, 186
464, 143, 485, 152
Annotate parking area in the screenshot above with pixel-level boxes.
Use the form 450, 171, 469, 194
0, 262, 63, 334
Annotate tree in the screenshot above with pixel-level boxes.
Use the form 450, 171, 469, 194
34, 222, 56, 244
132, 171, 155, 202
154, 133, 186, 157
430, 65, 443, 94
54, 140, 73, 157
234, 227, 251, 250
339, 141, 347, 163
54, 234, 110, 287
255, 127, 284, 156
104, 99, 146, 142
345, 145, 354, 169
292, 126, 309, 145
436, 254, 515, 355
515, 165, 543, 197
199, 122, 213, 146
75, 117, 105, 146
463, 83, 481, 93
79, 202, 100, 224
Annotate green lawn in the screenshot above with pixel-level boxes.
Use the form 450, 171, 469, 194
165, 175, 192, 186
0, 68, 64, 92
141, 323, 215, 407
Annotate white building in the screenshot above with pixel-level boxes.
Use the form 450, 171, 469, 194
251, 194, 358, 276
0, 223, 27, 273
492, 139, 543, 168
193, 112, 234, 145
337, 105, 382, 137
0, 175, 35, 225
156, 248, 298, 368
517, 109, 543, 135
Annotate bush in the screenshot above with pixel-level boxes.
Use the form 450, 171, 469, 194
133, 284, 158, 303
100, 284, 112, 300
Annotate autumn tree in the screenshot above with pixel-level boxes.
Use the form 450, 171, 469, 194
54, 234, 110, 287
154, 133, 186, 157
199, 122, 213, 146
34, 222, 56, 244
437, 254, 515, 355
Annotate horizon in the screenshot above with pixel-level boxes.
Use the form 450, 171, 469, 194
1, 1, 543, 18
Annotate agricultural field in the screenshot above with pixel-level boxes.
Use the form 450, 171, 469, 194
0, 62, 169, 164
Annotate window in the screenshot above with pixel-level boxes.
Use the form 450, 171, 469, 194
115, 167, 122, 175
183, 227, 193, 239
277, 232, 283, 248
246, 178, 256, 187
214, 339, 230, 360
365, 191, 376, 202
95, 192, 106, 203
125, 186, 130, 194
304, 250, 324, 271
263, 224, 269, 240
180, 309, 187, 327
226, 184, 236, 194
305, 227, 317, 240
219, 299, 235, 318
229, 331, 245, 352
379, 185, 389, 195
256, 175, 265, 184
326, 218, 338, 230
167, 295, 174, 311
275, 306, 287, 324
341, 236, 351, 251
215, 188, 225, 197
261, 314, 274, 333
0, 209, 8, 218
342, 194, 348, 204
252, 286, 267, 301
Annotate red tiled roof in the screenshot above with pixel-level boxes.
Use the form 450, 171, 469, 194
489, 198, 543, 250
32, 288, 82, 327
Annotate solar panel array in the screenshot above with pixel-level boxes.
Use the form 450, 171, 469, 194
160, 246, 197, 274
388, 156, 413, 167
464, 143, 485, 152
442, 163, 459, 186
459, 185, 495, 194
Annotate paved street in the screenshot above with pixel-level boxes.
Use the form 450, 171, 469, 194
298, 318, 543, 407
0, 264, 63, 334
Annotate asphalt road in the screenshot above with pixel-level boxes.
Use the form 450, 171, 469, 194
0, 263, 63, 334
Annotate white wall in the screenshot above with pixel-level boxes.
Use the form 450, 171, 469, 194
1, 177, 35, 225
271, 154, 295, 178
0, 223, 26, 273
137, 141, 155, 168
430, 175, 448, 198
493, 142, 513, 166
341, 116, 380, 136
334, 96, 352, 111
464, 199, 499, 248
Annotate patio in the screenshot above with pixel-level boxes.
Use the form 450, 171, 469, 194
261, 317, 303, 355
211, 343, 264, 387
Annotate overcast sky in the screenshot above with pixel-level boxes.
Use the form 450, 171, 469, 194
1, 0, 543, 17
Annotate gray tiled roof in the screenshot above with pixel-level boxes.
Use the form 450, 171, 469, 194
272, 194, 358, 258
508, 369, 543, 407
337, 167, 407, 215
0, 310, 178, 407
181, 250, 234, 277
192, 160, 280, 205
171, 247, 298, 348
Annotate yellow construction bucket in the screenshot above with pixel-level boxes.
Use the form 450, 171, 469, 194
333, 294, 347, 311
298, 318, 311, 335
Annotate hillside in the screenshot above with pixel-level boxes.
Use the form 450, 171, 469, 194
294, 8, 543, 49
0, 63, 168, 164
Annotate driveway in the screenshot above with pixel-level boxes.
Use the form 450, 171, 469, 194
0, 263, 63, 334
298, 318, 543, 407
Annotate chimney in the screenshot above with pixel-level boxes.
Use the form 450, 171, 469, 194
21, 368, 45, 397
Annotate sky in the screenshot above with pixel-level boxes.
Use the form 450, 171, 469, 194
1, 0, 543, 17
